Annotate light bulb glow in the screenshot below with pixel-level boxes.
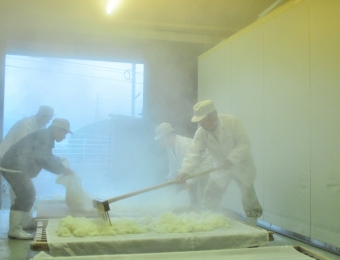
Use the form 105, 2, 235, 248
106, 0, 121, 14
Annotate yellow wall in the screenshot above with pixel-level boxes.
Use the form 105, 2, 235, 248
198, 0, 340, 247
309, 0, 340, 246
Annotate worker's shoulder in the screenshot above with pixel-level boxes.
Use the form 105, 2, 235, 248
18, 115, 35, 123
218, 114, 237, 119
21, 128, 49, 141
176, 135, 193, 143
218, 115, 246, 132
218, 114, 242, 124
11, 115, 36, 128
30, 127, 49, 136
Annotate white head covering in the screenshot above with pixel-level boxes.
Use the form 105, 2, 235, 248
191, 100, 216, 122
154, 122, 174, 140
37, 105, 54, 117
51, 118, 73, 134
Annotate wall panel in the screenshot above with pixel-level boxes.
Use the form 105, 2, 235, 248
309, 0, 340, 247
227, 28, 265, 217
198, 0, 340, 248
197, 44, 232, 112
198, 44, 241, 213
263, 1, 310, 235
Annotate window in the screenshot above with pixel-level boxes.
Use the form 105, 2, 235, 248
2, 55, 145, 200
4, 55, 144, 134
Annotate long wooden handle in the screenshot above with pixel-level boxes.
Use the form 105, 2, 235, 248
106, 166, 222, 204
182, 166, 223, 181
0, 166, 22, 173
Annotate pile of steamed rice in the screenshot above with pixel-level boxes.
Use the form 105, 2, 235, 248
56, 211, 230, 237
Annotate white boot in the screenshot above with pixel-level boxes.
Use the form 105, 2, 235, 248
22, 210, 37, 230
8, 210, 34, 240
246, 216, 258, 227
9, 187, 36, 230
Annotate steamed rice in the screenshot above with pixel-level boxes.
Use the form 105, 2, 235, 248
56, 211, 230, 237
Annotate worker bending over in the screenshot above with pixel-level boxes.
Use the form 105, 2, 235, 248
155, 122, 213, 208
179, 100, 262, 226
0, 118, 75, 239
0, 105, 54, 229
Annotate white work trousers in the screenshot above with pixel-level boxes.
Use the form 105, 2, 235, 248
202, 176, 262, 218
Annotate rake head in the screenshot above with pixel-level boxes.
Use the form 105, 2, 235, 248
92, 198, 112, 226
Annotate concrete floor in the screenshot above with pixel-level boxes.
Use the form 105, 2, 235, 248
0, 210, 38, 260
1, 209, 340, 260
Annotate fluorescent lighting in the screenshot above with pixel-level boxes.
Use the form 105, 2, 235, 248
106, 0, 121, 14
258, 0, 282, 19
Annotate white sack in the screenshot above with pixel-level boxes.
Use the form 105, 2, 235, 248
56, 160, 93, 212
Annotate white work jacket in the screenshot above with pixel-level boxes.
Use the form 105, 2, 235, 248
0, 115, 43, 157
180, 115, 256, 188
167, 135, 213, 183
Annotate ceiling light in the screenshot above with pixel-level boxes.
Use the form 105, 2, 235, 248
258, 0, 282, 19
106, 0, 121, 14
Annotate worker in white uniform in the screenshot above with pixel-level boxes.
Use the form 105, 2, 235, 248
0, 105, 54, 229
154, 122, 213, 208
1, 118, 74, 239
178, 100, 262, 226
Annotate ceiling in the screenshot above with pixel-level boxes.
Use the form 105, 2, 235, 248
1, 0, 289, 45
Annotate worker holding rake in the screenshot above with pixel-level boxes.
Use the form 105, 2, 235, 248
178, 100, 263, 226
154, 122, 213, 209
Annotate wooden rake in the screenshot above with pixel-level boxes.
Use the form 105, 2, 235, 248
93, 166, 222, 225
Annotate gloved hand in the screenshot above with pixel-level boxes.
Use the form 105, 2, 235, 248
60, 157, 72, 168
186, 182, 194, 192
176, 172, 187, 183
62, 167, 75, 176
223, 159, 232, 170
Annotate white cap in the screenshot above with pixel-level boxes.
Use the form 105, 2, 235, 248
191, 100, 216, 122
51, 118, 73, 134
37, 105, 54, 117
154, 123, 174, 140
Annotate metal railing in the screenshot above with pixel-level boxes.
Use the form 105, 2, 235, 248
53, 138, 115, 162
